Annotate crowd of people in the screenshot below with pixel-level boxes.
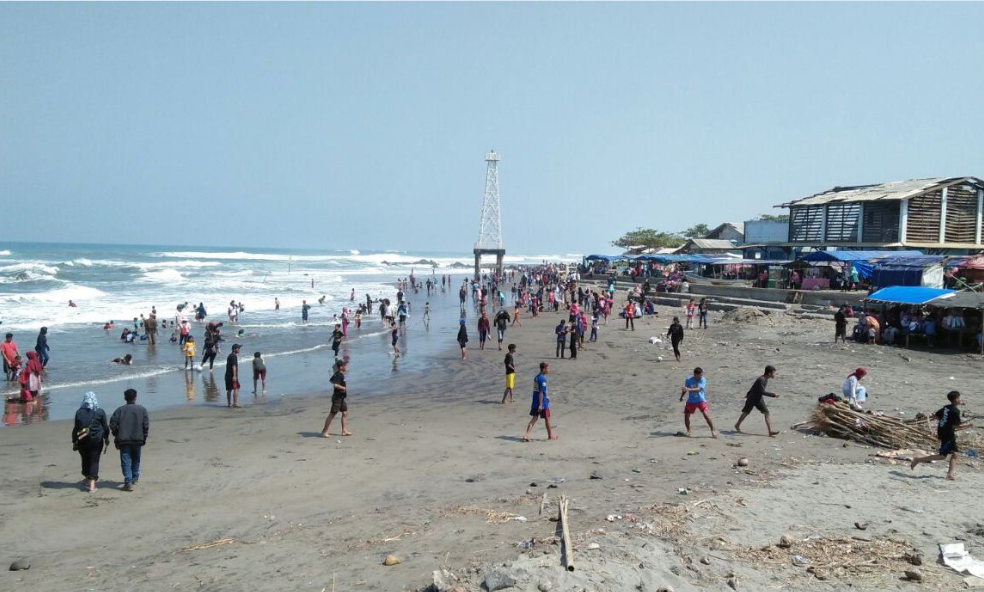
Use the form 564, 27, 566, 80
10, 261, 975, 495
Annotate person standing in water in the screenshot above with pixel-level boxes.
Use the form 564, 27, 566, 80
275, 297, 280, 311
225, 344, 241, 408
35, 327, 50, 369
456, 319, 468, 361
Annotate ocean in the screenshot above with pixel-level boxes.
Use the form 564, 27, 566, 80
0, 242, 579, 425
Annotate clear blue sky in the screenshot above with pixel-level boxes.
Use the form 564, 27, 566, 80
2, 3, 983, 255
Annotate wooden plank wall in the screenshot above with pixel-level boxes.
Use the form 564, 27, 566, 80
789, 205, 824, 242
862, 201, 900, 243
945, 184, 978, 243
825, 203, 860, 242
906, 189, 943, 243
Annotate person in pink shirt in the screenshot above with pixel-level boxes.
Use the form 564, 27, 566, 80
2, 333, 20, 382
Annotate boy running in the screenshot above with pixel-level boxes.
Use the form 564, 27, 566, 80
734, 365, 780, 437
680, 367, 716, 438
501, 344, 516, 404
911, 391, 973, 480
321, 360, 352, 437
524, 362, 557, 441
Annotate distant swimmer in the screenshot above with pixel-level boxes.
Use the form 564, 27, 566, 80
318, 295, 327, 305
275, 297, 280, 311
112, 354, 133, 365
350, 288, 355, 302
104, 321, 115, 331
176, 302, 189, 312
68, 300, 77, 308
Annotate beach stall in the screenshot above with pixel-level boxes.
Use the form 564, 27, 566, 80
864, 286, 984, 351
952, 255, 984, 288
927, 291, 984, 354
869, 256, 948, 289
796, 250, 924, 290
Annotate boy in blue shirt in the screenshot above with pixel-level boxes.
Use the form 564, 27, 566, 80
524, 362, 557, 441
680, 367, 716, 438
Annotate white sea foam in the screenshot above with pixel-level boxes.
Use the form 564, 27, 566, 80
140, 269, 184, 283
0, 262, 60, 276
0, 250, 11, 256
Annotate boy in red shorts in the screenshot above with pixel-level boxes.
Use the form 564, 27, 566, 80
523, 362, 557, 441
680, 367, 716, 438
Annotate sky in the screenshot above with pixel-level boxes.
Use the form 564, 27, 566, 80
2, 3, 984, 255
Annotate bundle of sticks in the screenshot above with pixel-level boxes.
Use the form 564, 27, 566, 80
795, 402, 980, 450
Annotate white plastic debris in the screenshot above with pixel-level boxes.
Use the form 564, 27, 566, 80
942, 543, 984, 579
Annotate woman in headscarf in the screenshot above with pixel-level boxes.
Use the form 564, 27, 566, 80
23, 351, 43, 399
842, 368, 868, 408
72, 392, 109, 492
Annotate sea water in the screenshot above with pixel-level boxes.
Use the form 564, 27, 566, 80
0, 242, 576, 425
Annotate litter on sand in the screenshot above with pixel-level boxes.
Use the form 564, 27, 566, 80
941, 542, 984, 579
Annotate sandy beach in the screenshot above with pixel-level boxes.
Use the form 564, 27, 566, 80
2, 296, 983, 592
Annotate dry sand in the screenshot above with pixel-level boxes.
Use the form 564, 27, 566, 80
2, 300, 983, 591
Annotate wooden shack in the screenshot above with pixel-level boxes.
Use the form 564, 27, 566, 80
778, 177, 984, 252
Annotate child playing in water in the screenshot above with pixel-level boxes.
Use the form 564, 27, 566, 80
252, 352, 267, 394
182, 336, 196, 369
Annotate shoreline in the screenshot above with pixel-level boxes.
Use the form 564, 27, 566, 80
2, 299, 982, 591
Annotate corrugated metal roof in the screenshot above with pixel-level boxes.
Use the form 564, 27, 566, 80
684, 238, 739, 250
778, 176, 983, 207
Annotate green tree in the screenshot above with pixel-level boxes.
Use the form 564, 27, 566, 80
755, 214, 789, 222
682, 224, 710, 239
612, 228, 684, 251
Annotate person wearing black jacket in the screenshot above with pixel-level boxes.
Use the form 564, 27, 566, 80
666, 317, 685, 362
72, 392, 110, 493
110, 388, 149, 492
35, 326, 50, 368
734, 366, 780, 437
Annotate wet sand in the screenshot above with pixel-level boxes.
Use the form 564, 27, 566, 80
1, 300, 982, 591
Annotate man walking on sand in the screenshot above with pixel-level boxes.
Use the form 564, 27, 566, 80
110, 388, 149, 492
734, 365, 780, 437
502, 344, 517, 404
680, 367, 716, 438
321, 360, 352, 437
911, 390, 973, 480
524, 362, 557, 441
494, 308, 510, 350
555, 319, 568, 359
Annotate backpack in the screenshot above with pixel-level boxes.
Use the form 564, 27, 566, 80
76, 408, 105, 442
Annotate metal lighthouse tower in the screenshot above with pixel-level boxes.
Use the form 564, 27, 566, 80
473, 150, 505, 279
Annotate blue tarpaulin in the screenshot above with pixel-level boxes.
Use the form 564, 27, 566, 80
865, 286, 955, 305
799, 250, 925, 263
799, 251, 926, 280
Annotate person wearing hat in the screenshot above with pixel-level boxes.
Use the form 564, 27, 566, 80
225, 344, 242, 408
842, 367, 868, 408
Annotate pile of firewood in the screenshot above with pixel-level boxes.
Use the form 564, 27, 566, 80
795, 402, 978, 450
